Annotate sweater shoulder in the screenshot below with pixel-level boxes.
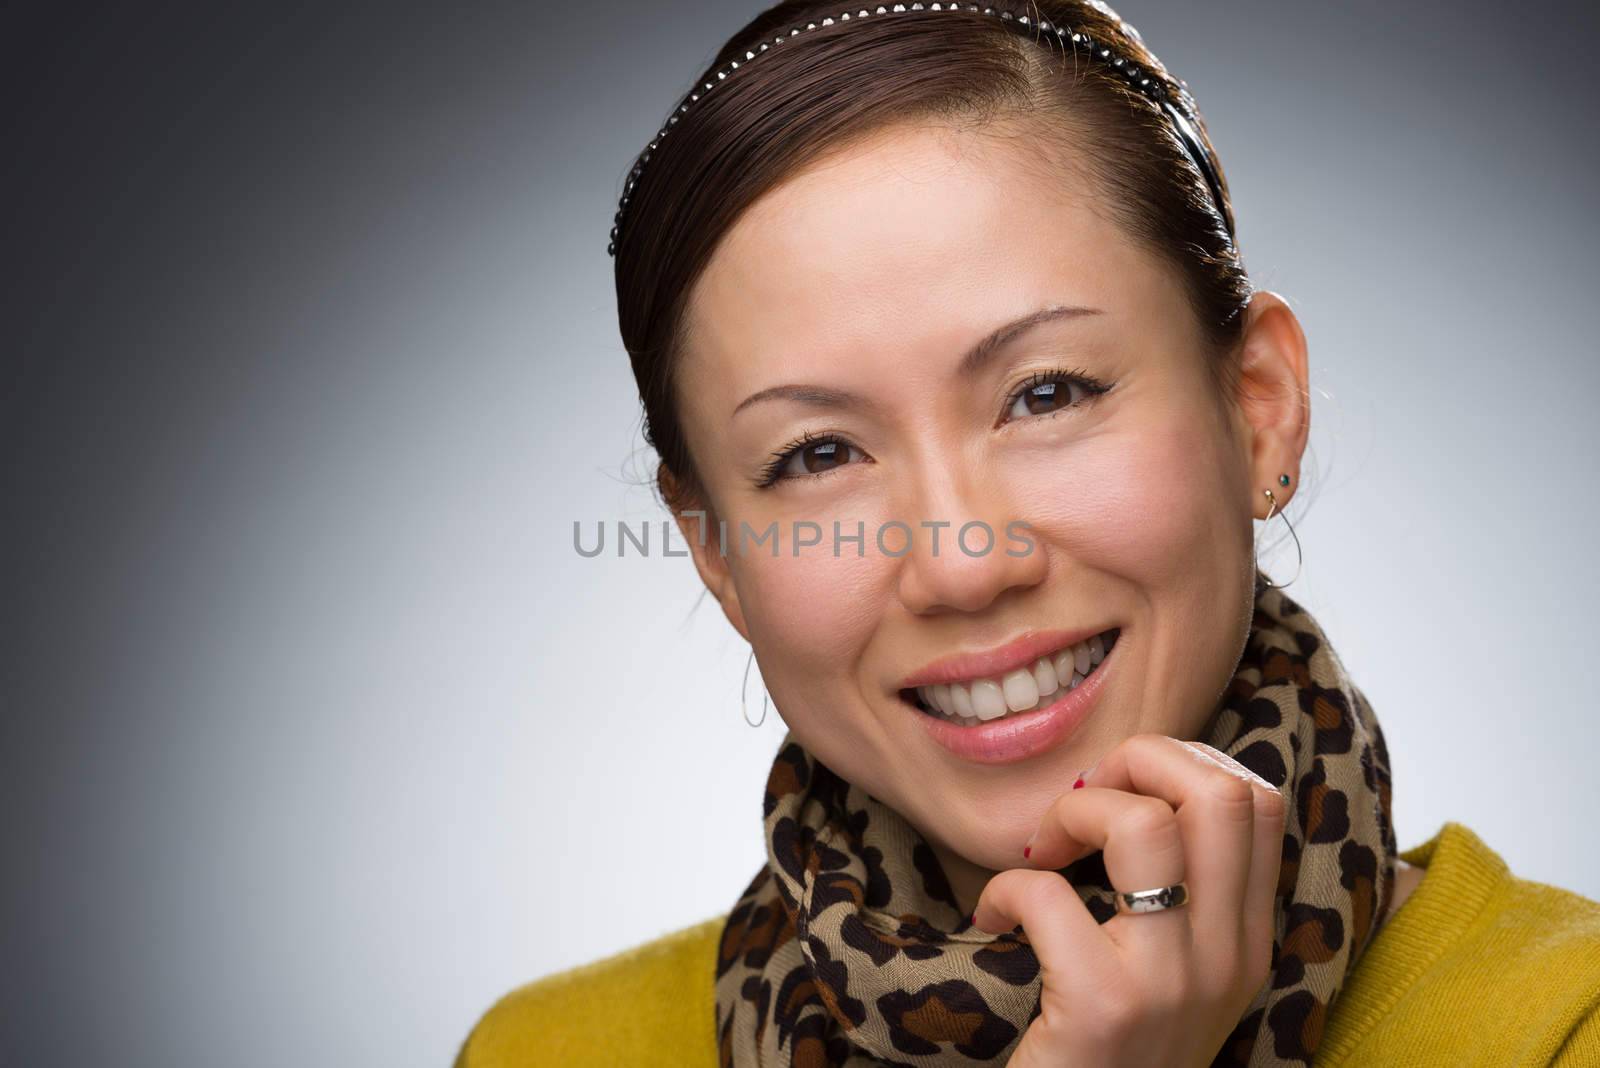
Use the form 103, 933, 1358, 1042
1322, 821, 1600, 1066
454, 914, 725, 1068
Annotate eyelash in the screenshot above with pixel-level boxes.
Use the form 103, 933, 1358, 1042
754, 366, 1113, 488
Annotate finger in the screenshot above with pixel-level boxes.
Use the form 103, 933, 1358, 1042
1022, 784, 1188, 891
972, 868, 1116, 985
1240, 772, 1287, 975
1019, 782, 1191, 955
1058, 734, 1259, 938
1185, 739, 1288, 959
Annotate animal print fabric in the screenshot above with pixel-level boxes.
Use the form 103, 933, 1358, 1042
714, 575, 1397, 1066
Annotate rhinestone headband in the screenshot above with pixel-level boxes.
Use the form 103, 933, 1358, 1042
607, 3, 1235, 258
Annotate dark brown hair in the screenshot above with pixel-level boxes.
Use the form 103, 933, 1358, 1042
612, 0, 1254, 515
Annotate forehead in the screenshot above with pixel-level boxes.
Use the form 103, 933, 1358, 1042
681, 120, 1179, 385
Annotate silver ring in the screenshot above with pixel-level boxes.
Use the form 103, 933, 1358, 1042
1113, 882, 1189, 915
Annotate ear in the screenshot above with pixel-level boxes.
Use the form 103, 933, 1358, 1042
1230, 291, 1310, 519
664, 466, 752, 643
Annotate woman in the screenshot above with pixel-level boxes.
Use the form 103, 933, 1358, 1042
459, 2, 1600, 1064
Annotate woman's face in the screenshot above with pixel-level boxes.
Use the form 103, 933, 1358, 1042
673, 120, 1307, 891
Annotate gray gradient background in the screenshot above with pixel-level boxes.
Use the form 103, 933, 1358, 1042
4, 2, 1597, 1065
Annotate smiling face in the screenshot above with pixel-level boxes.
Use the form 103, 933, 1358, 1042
671, 118, 1307, 899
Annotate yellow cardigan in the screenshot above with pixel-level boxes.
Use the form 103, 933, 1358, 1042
458, 822, 1600, 1066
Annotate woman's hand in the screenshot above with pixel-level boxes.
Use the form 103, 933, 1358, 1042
972, 733, 1286, 1068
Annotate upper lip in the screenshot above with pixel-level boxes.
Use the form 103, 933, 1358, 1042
898, 625, 1115, 690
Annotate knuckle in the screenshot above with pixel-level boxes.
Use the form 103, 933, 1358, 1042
1016, 870, 1068, 915
1198, 743, 1281, 794
1204, 772, 1256, 811
1255, 783, 1288, 823
1119, 795, 1179, 841
1125, 731, 1169, 757
1046, 789, 1076, 826
1195, 742, 1247, 772
1050, 784, 1078, 814
975, 868, 1019, 910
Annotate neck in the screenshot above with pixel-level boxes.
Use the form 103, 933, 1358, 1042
931, 840, 997, 918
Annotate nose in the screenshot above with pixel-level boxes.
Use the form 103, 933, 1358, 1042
893, 466, 1048, 616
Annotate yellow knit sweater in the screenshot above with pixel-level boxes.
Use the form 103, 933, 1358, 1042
457, 821, 1600, 1066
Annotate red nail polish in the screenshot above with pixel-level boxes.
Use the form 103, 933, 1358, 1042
968, 912, 977, 925
1023, 845, 1031, 858
1072, 777, 1085, 789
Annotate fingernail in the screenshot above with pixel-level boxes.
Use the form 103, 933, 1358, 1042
1073, 760, 1099, 789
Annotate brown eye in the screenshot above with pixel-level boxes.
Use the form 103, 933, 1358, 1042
1010, 380, 1073, 419
1005, 371, 1107, 422
759, 434, 868, 487
796, 439, 852, 475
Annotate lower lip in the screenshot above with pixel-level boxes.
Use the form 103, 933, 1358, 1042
911, 635, 1119, 765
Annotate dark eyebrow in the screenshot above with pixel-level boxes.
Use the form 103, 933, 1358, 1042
957, 304, 1103, 377
731, 304, 1103, 417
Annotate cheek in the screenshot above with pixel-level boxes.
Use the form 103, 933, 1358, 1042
1002, 416, 1242, 582
734, 544, 886, 714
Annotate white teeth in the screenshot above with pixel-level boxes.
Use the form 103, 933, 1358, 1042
1001, 669, 1039, 712
971, 678, 1008, 720
1052, 649, 1074, 684
1033, 656, 1058, 698
913, 629, 1119, 725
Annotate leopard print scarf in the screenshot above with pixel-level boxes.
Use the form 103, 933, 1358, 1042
714, 575, 1397, 1066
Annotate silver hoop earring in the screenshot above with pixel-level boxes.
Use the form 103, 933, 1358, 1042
741, 649, 768, 728
1257, 484, 1303, 589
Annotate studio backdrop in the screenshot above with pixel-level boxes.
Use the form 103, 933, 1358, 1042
4, 2, 1597, 1066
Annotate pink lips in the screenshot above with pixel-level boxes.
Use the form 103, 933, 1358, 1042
910, 629, 1120, 765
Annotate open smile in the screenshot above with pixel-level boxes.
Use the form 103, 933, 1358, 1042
899, 627, 1123, 765
899, 626, 1120, 726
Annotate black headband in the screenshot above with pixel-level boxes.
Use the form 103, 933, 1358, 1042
607, 3, 1237, 258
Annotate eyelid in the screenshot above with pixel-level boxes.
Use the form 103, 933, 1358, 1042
998, 366, 1110, 425
757, 430, 867, 488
